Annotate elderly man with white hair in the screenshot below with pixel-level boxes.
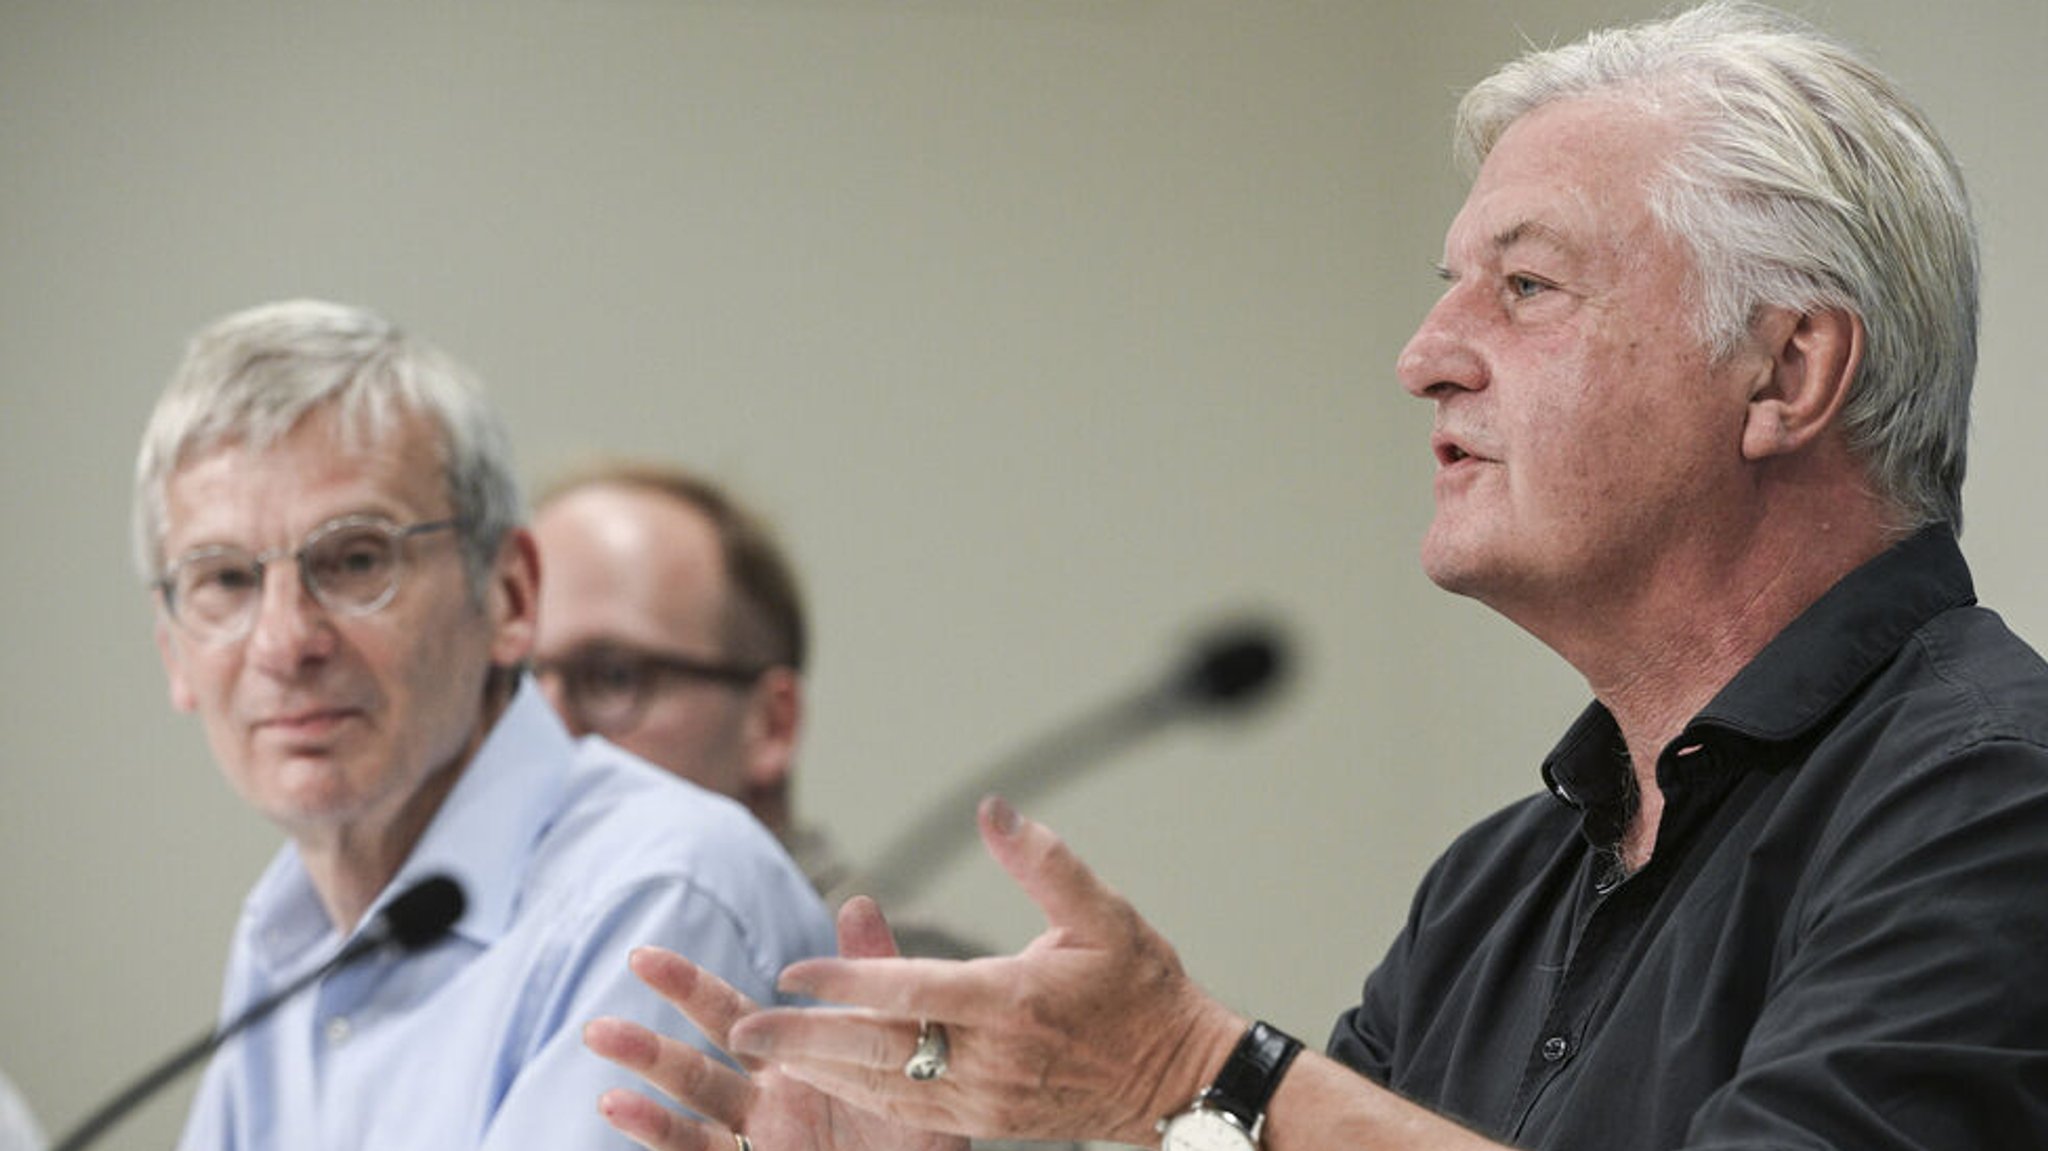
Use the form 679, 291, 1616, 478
584, 6, 2048, 1151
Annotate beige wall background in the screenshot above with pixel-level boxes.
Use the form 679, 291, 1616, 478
2, 1, 2042, 1146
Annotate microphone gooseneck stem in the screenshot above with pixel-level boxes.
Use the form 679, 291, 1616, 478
841, 685, 1184, 907
48, 942, 361, 1151
48, 874, 462, 1151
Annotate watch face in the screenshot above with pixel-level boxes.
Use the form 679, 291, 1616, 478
1160, 1109, 1257, 1151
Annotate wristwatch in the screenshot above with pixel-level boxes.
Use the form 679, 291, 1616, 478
1156, 1021, 1304, 1151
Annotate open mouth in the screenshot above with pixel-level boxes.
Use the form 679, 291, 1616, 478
1434, 438, 1481, 467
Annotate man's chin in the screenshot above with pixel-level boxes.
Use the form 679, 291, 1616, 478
241, 757, 367, 830
1419, 532, 1496, 599
263, 795, 361, 834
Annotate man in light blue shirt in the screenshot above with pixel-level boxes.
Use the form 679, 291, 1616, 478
133, 298, 834, 1150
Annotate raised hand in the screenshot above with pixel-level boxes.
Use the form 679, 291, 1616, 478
585, 898, 967, 1151
725, 797, 1247, 1147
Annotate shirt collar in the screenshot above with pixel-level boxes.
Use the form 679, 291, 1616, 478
385, 676, 570, 948
1691, 525, 1974, 741
241, 676, 571, 975
1542, 525, 1975, 813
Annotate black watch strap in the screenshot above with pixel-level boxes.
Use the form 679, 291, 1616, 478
1202, 1021, 1304, 1131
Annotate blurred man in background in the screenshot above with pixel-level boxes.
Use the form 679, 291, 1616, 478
531, 462, 984, 960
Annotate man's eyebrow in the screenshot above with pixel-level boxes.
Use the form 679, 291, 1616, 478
1493, 219, 1576, 256
1436, 218, 1579, 280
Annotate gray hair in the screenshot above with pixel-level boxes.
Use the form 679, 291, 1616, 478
1455, 1, 1978, 531
131, 299, 524, 598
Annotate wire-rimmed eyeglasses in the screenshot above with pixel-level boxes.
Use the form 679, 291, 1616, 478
155, 515, 464, 645
532, 644, 769, 736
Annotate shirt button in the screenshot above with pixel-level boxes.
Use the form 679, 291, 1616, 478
1541, 1035, 1569, 1062
325, 1016, 353, 1047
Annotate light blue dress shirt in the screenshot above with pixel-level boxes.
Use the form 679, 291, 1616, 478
177, 680, 835, 1150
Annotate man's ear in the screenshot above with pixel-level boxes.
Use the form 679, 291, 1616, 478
154, 613, 197, 713
742, 666, 802, 795
1741, 306, 1865, 461
486, 527, 542, 667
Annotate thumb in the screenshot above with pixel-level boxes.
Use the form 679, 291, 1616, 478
835, 895, 903, 960
978, 795, 1129, 940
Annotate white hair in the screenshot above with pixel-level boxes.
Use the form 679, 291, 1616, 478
1457, 1, 1978, 531
132, 298, 524, 597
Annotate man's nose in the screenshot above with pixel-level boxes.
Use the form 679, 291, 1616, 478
1396, 293, 1488, 400
243, 560, 336, 669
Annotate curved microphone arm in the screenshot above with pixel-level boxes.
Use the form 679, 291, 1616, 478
837, 618, 1290, 908
49, 876, 465, 1151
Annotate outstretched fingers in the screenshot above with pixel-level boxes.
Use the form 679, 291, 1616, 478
585, 1016, 757, 1128
976, 795, 1132, 942
704, 802, 1195, 1148
586, 945, 766, 1144
836, 895, 903, 960
770, 952, 1010, 1026
595, 1085, 738, 1151
727, 1004, 930, 1071
627, 946, 761, 1064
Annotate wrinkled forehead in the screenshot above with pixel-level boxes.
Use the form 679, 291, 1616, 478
1445, 97, 1684, 266
159, 402, 451, 540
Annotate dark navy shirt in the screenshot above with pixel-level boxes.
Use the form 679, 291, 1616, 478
1329, 527, 2048, 1149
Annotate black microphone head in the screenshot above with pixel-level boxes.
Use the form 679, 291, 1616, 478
379, 875, 466, 952
1172, 618, 1289, 711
